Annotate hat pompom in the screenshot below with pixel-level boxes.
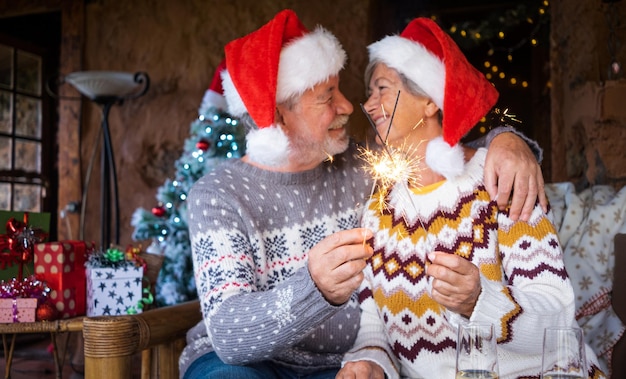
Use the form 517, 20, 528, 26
246, 125, 290, 167
425, 136, 465, 180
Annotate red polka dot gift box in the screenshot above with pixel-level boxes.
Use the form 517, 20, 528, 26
33, 241, 93, 318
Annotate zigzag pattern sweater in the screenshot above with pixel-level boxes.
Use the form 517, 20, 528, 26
343, 148, 606, 379
179, 143, 372, 376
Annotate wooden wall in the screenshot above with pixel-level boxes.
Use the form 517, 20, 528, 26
2, 0, 626, 246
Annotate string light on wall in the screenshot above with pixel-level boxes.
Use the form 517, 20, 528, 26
431, 1, 550, 90
425, 1, 550, 135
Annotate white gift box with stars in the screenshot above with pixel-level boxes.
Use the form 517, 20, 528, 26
86, 266, 143, 316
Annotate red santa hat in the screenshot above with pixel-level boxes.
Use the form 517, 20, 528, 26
199, 59, 227, 115
221, 9, 346, 166
367, 17, 499, 179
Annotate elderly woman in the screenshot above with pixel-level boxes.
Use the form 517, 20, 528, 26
337, 18, 606, 379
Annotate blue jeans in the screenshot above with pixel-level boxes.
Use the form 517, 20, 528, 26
183, 351, 339, 379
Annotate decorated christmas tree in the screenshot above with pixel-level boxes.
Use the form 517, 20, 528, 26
131, 62, 245, 306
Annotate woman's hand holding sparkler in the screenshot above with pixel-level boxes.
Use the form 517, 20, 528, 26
308, 228, 374, 306
426, 251, 482, 318
483, 132, 548, 222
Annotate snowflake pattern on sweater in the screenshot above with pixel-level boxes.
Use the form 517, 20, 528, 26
343, 148, 606, 379
179, 143, 372, 376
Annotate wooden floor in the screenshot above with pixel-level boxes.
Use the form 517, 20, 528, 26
1, 333, 145, 379
0, 333, 84, 378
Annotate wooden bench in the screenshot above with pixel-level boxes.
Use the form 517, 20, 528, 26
82, 300, 201, 379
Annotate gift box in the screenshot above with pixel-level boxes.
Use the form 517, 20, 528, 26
0, 298, 37, 323
34, 241, 90, 318
86, 266, 143, 316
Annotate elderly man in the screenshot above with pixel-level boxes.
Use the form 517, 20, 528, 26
179, 9, 544, 379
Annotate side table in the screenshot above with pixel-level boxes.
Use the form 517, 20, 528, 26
0, 317, 84, 379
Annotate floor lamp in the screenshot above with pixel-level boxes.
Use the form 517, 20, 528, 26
63, 71, 150, 249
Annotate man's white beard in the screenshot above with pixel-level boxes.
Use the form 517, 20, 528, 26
288, 115, 350, 166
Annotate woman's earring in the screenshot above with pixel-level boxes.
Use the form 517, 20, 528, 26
413, 118, 425, 130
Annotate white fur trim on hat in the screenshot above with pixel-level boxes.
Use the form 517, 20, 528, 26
220, 70, 247, 118
368, 35, 445, 110
199, 89, 227, 115
425, 136, 464, 180
277, 26, 346, 103
246, 125, 290, 167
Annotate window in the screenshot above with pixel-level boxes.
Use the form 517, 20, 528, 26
0, 42, 49, 213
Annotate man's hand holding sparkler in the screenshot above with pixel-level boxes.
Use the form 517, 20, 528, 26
308, 228, 374, 305
426, 251, 482, 318
483, 132, 548, 222
337, 360, 385, 379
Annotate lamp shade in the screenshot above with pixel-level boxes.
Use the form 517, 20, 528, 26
64, 71, 149, 101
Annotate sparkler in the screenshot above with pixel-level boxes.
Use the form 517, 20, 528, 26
358, 92, 442, 269
358, 91, 431, 251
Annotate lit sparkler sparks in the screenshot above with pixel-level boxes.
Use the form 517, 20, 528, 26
358, 143, 424, 194
489, 107, 522, 126
324, 152, 334, 163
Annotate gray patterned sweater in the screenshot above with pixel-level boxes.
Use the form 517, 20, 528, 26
179, 142, 372, 376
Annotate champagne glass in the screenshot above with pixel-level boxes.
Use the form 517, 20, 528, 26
456, 322, 499, 379
541, 327, 587, 379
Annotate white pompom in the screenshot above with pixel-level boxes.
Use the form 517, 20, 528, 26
246, 125, 290, 167
425, 136, 465, 180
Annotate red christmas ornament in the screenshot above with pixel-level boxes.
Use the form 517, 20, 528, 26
151, 205, 166, 217
36, 301, 59, 321
196, 139, 211, 151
